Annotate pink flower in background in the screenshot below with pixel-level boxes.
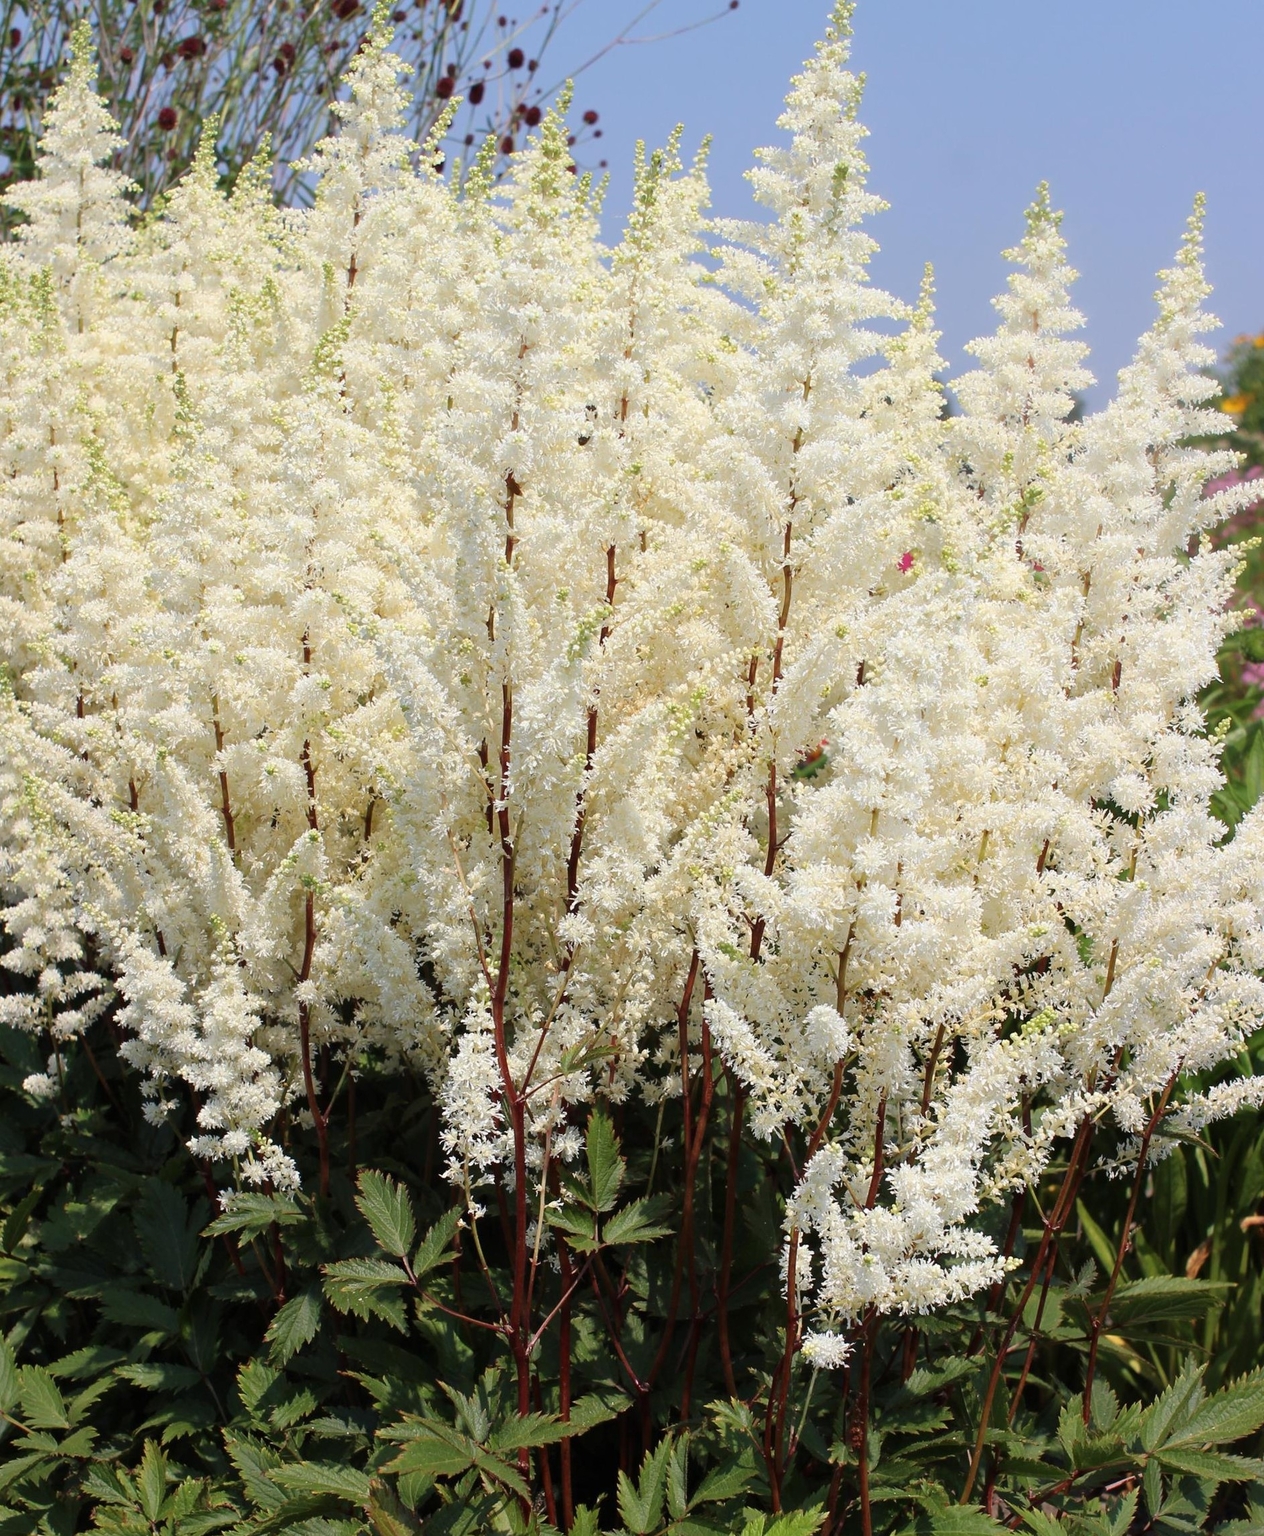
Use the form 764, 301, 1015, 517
897, 550, 915, 573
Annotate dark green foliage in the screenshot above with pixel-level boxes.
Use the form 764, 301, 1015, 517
1, 995, 1264, 1536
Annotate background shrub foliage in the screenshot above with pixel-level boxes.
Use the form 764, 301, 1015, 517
0, 0, 618, 216
3, 5, 1264, 1536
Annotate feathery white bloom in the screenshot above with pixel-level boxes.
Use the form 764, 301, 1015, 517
1, 3, 1260, 1345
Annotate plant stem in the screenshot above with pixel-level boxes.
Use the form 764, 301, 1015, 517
717, 1073, 746, 1398
857, 1307, 876, 1536
961, 1116, 1094, 1503
1081, 1075, 1176, 1421
558, 1234, 576, 1532
648, 951, 700, 1389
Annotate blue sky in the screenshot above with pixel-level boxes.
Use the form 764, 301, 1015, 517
538, 0, 1264, 405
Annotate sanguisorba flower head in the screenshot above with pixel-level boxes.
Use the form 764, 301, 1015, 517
2, 0, 1262, 1343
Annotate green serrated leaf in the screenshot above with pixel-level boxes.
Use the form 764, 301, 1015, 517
668, 1433, 690, 1520
116, 1362, 202, 1393
356, 1170, 416, 1259
567, 1389, 629, 1435
160, 1474, 205, 1524
1167, 1367, 1264, 1449
203, 1194, 303, 1241
692, 1454, 758, 1506
412, 1207, 461, 1281
1155, 1447, 1264, 1482
322, 1257, 409, 1331
386, 1429, 478, 1480
245, 1495, 352, 1536
367, 1478, 422, 1536
137, 1440, 169, 1524
18, 1365, 68, 1429
604, 1195, 675, 1246
0, 1336, 16, 1414
618, 1435, 672, 1534
98, 1287, 180, 1334
490, 1412, 568, 1452
585, 1109, 624, 1214
266, 1287, 323, 1365
51, 1345, 126, 1381
1142, 1360, 1206, 1452
755, 1512, 826, 1536
271, 1463, 372, 1504
548, 1205, 600, 1252
1017, 1509, 1062, 1536
134, 1181, 203, 1293
917, 1504, 1006, 1536
83, 1464, 137, 1507
2, 1187, 43, 1256
1107, 1276, 1230, 1327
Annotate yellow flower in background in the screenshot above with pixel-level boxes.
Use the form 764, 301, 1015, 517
1221, 393, 1250, 415
1253, 333, 1264, 347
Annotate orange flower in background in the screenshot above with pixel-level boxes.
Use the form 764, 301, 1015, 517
1221, 393, 1250, 415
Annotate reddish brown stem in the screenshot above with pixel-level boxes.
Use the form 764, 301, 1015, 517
534, 1376, 559, 1529
1081, 1075, 1175, 1421
857, 1307, 876, 1536
647, 953, 700, 1389
717, 1074, 747, 1398
1007, 1240, 1058, 1424
961, 1116, 1095, 1503
200, 1164, 248, 1279
919, 1023, 946, 1120
565, 544, 616, 915
558, 1235, 576, 1532
296, 891, 328, 1197
212, 697, 236, 855
679, 1011, 715, 1418
485, 665, 533, 1501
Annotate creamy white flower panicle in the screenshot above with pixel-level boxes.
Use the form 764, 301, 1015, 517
1, 3, 1262, 1352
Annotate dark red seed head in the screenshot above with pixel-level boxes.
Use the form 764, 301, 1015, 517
527, 57, 536, 70
160, 51, 174, 68
118, 44, 134, 63
507, 46, 524, 67
207, 0, 227, 9
434, 74, 454, 97
8, 28, 19, 47
279, 41, 295, 59
468, 79, 484, 103
464, 132, 474, 145
582, 108, 598, 124
393, 7, 407, 17
523, 104, 541, 126
157, 106, 178, 130
176, 34, 206, 58
500, 134, 514, 154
